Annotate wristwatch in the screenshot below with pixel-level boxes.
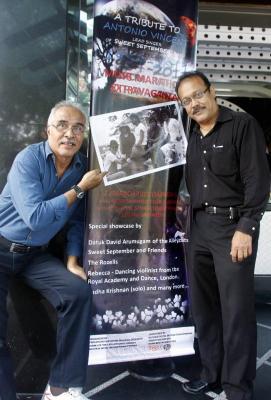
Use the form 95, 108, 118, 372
71, 185, 85, 199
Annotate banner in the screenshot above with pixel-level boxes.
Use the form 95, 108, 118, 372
91, 0, 197, 113
84, 0, 198, 365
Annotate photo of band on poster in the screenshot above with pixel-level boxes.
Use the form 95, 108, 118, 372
84, 0, 198, 365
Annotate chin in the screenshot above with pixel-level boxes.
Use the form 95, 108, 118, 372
60, 145, 79, 154
193, 113, 208, 124
191, 115, 203, 124
58, 150, 77, 159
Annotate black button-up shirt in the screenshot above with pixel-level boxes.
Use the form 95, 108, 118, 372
186, 106, 270, 235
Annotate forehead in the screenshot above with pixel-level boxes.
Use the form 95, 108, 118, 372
178, 76, 206, 97
53, 106, 85, 123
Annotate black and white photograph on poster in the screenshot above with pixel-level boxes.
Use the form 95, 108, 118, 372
90, 100, 187, 185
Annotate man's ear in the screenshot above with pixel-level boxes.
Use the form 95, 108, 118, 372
210, 85, 216, 98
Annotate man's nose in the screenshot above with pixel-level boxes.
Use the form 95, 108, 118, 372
190, 97, 200, 106
64, 126, 75, 137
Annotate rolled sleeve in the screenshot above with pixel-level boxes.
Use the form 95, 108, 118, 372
66, 200, 85, 257
50, 195, 69, 220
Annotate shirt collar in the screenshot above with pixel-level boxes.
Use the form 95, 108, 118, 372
45, 140, 53, 158
45, 140, 83, 169
216, 105, 234, 123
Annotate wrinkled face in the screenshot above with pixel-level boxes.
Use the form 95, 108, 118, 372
177, 76, 218, 126
47, 106, 85, 162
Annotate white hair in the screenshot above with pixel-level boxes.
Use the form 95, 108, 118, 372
47, 100, 87, 125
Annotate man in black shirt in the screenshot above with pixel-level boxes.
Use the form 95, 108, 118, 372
176, 71, 270, 400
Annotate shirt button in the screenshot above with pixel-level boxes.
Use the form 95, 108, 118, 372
203, 150, 207, 154
205, 202, 208, 206
204, 184, 207, 188
203, 167, 206, 170
252, 227, 256, 231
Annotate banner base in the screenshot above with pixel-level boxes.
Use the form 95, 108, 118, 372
128, 358, 175, 381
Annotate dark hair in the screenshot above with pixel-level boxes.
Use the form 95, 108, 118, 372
119, 125, 131, 133
161, 107, 170, 115
130, 114, 139, 123
175, 70, 211, 96
148, 115, 157, 124
109, 139, 118, 148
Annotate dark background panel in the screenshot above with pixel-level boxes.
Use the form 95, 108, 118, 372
0, 0, 67, 184
0, 0, 67, 393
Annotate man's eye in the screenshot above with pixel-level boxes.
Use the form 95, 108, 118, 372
57, 121, 67, 128
194, 91, 203, 98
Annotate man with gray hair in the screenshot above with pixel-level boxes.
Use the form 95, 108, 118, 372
0, 101, 105, 400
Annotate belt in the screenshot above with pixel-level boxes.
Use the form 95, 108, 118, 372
203, 206, 239, 219
0, 236, 47, 254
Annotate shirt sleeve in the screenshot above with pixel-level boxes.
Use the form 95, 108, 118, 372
66, 199, 85, 257
8, 148, 69, 231
104, 152, 116, 171
236, 115, 270, 235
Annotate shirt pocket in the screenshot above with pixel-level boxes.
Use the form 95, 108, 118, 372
209, 145, 238, 176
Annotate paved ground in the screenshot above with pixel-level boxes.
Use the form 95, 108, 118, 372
16, 301, 271, 400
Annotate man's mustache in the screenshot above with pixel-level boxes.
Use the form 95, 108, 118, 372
192, 105, 204, 115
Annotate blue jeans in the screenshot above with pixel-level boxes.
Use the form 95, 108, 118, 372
0, 244, 92, 400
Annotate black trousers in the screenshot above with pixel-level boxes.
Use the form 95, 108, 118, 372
189, 210, 259, 400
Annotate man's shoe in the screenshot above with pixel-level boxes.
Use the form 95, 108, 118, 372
182, 379, 221, 395
42, 384, 91, 399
